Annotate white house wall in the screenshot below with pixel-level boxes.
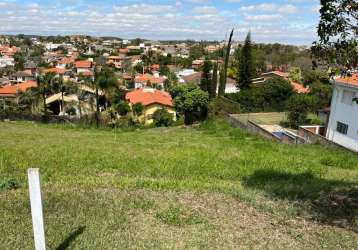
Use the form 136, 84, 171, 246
326, 84, 358, 151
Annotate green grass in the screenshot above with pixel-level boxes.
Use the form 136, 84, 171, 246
231, 112, 288, 125
0, 119, 357, 249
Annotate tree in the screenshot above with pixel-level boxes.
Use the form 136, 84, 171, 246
84, 66, 117, 126
218, 28, 234, 96
152, 108, 173, 127
171, 84, 209, 125
36, 72, 56, 116
228, 77, 294, 112
302, 70, 330, 86
13, 52, 25, 71
261, 77, 294, 111
237, 32, 255, 90
312, 0, 358, 70
51, 77, 78, 115
200, 59, 212, 92
287, 94, 314, 128
210, 62, 218, 99
309, 82, 333, 110
288, 67, 302, 83
17, 87, 40, 113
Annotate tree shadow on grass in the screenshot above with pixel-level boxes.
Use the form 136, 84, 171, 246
243, 169, 358, 232
55, 226, 86, 250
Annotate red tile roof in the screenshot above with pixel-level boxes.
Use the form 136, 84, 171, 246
74, 60, 92, 68
126, 88, 173, 107
59, 57, 74, 65
336, 74, 358, 88
42, 67, 66, 74
119, 48, 129, 54
291, 81, 310, 94
135, 74, 165, 85
0, 81, 37, 97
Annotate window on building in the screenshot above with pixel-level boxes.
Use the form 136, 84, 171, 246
341, 90, 355, 105
336, 122, 349, 135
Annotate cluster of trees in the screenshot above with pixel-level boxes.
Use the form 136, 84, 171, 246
169, 84, 209, 125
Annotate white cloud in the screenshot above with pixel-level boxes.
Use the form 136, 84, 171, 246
192, 6, 218, 14
240, 4, 298, 14
0, 1, 319, 45
245, 14, 282, 21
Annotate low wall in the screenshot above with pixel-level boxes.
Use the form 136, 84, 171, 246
298, 127, 356, 152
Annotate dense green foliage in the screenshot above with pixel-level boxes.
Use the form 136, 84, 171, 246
313, 0, 357, 70
199, 59, 212, 92
152, 108, 174, 127
226, 77, 294, 112
170, 84, 209, 125
237, 32, 255, 90
287, 94, 315, 128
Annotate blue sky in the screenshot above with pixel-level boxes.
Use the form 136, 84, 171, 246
0, 0, 320, 45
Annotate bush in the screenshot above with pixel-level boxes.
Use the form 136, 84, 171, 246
132, 103, 144, 116
152, 108, 173, 127
115, 101, 130, 116
287, 94, 314, 128
225, 77, 294, 112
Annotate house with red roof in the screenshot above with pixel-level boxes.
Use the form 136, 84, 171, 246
0, 81, 37, 97
326, 74, 358, 152
134, 73, 166, 89
259, 71, 310, 94
74, 60, 93, 74
126, 88, 176, 124
57, 56, 75, 69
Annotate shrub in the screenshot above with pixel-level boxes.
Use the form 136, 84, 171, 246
287, 94, 314, 128
132, 103, 144, 116
152, 108, 173, 127
115, 101, 130, 116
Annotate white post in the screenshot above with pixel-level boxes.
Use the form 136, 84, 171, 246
28, 168, 46, 250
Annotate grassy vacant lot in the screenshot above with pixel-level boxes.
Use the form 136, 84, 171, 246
231, 112, 288, 125
0, 120, 357, 249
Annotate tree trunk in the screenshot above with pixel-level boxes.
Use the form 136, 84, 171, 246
218, 28, 234, 96
96, 87, 99, 127
42, 93, 47, 116
61, 91, 65, 115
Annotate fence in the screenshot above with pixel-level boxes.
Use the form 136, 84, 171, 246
298, 126, 356, 152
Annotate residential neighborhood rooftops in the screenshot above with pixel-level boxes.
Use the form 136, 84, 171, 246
11, 71, 33, 78
135, 73, 165, 85
42, 67, 66, 74
126, 88, 173, 107
74, 60, 92, 68
0, 81, 37, 97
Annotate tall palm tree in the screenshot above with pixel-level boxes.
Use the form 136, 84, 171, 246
52, 77, 78, 115
17, 87, 40, 113
36, 72, 56, 116
83, 66, 117, 127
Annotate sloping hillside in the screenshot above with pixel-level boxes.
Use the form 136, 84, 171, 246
0, 120, 357, 249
